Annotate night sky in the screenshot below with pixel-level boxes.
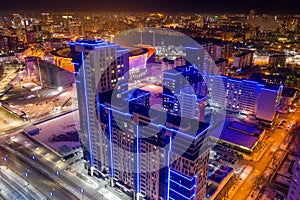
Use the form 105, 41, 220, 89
0, 0, 299, 14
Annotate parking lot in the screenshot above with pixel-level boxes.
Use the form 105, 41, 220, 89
210, 144, 246, 173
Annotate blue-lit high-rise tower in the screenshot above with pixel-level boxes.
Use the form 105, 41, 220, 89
70, 38, 129, 176
71, 38, 211, 200
97, 97, 210, 200
162, 65, 207, 121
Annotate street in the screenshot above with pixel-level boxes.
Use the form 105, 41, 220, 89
231, 100, 300, 200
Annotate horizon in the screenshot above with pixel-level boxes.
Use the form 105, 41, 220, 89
0, 0, 299, 14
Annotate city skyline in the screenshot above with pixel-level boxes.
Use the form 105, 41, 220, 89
0, 0, 299, 14
0, 8, 299, 200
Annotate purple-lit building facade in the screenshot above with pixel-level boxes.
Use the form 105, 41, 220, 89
206, 75, 282, 126
97, 95, 210, 200
70, 38, 130, 178
128, 47, 148, 80
71, 38, 211, 200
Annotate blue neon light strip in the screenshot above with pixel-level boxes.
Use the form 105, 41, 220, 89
108, 112, 114, 177
119, 83, 128, 86
211, 75, 281, 93
194, 175, 198, 200
162, 94, 176, 99
119, 90, 130, 95
170, 169, 195, 181
117, 49, 129, 53
108, 106, 133, 117
69, 41, 117, 48
164, 71, 183, 76
163, 125, 210, 140
163, 78, 177, 81
169, 170, 198, 200
99, 103, 210, 139
129, 92, 151, 102
261, 87, 281, 92
136, 125, 140, 193
170, 180, 196, 191
185, 46, 200, 50
169, 188, 195, 200
167, 136, 172, 200
197, 96, 206, 102
81, 51, 94, 167
96, 93, 101, 127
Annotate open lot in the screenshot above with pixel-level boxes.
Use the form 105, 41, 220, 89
0, 107, 24, 132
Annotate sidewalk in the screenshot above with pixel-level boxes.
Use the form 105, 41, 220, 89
64, 167, 99, 190
247, 150, 287, 200
226, 165, 253, 200
67, 160, 132, 200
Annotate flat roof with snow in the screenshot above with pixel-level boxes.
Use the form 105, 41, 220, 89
210, 120, 263, 151
32, 110, 80, 156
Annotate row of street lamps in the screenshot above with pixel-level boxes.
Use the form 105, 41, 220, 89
1, 154, 85, 200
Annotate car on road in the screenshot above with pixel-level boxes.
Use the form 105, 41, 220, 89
25, 95, 36, 100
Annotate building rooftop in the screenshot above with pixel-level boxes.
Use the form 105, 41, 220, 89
98, 89, 210, 139
282, 87, 298, 98
250, 73, 286, 82
74, 38, 105, 44
218, 75, 282, 91
32, 111, 81, 156
209, 167, 233, 184
206, 183, 218, 198
228, 121, 263, 136
269, 54, 286, 58
128, 47, 149, 57
215, 58, 228, 64
50, 48, 71, 58
210, 120, 263, 150
193, 37, 229, 46
234, 51, 253, 57
52, 46, 147, 59
45, 38, 66, 42
68, 38, 118, 48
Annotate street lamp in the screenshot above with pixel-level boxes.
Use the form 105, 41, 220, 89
79, 188, 84, 200
57, 86, 63, 92
49, 189, 54, 200
31, 155, 36, 161
24, 170, 30, 186
55, 170, 60, 177
2, 156, 8, 169
55, 167, 63, 185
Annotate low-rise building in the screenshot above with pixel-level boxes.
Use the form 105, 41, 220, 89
233, 51, 253, 69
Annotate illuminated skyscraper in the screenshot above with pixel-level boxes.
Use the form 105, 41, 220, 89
70, 38, 129, 175
97, 97, 210, 200
71, 38, 211, 200
162, 65, 206, 121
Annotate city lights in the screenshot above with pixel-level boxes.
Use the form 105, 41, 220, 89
0, 4, 299, 200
